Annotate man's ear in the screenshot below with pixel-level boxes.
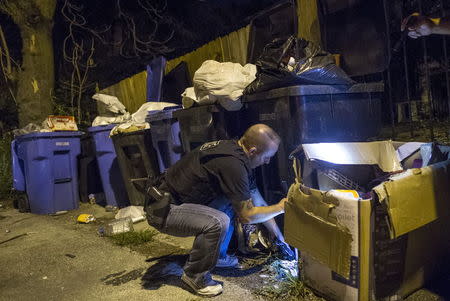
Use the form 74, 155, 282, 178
248, 146, 257, 155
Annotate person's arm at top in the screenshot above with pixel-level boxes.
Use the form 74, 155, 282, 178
402, 13, 450, 38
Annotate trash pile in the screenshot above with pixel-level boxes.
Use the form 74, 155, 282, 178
180, 36, 353, 112
76, 205, 147, 237
12, 116, 78, 136
264, 259, 298, 280
91, 93, 178, 136
244, 35, 355, 95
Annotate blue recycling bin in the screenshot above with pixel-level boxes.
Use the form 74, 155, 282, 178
11, 131, 83, 214
87, 124, 129, 208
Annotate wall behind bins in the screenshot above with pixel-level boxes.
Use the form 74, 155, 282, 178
99, 70, 147, 114
297, 0, 321, 45
165, 25, 251, 78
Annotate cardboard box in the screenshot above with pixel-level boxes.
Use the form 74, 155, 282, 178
44, 115, 78, 131
284, 141, 450, 301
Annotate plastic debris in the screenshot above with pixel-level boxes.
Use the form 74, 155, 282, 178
105, 205, 118, 212
88, 194, 96, 205
265, 259, 299, 280
77, 214, 96, 224
98, 217, 134, 236
50, 211, 68, 216
115, 206, 146, 224
12, 123, 50, 136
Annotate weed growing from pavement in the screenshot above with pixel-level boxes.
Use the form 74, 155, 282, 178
109, 229, 158, 246
254, 275, 325, 301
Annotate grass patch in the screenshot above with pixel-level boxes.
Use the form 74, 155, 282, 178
109, 229, 158, 246
254, 276, 324, 301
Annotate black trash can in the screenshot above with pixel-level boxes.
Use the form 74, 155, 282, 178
173, 104, 248, 153
78, 133, 105, 205
111, 129, 160, 206
242, 82, 384, 203
146, 108, 183, 172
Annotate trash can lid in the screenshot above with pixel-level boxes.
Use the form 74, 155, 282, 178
243, 82, 384, 102
146, 107, 182, 122
87, 124, 117, 133
15, 131, 84, 140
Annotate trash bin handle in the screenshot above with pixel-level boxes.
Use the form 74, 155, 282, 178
54, 178, 72, 184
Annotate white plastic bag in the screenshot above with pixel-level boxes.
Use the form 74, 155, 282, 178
131, 101, 178, 123
92, 93, 127, 115
192, 60, 256, 111
92, 93, 131, 126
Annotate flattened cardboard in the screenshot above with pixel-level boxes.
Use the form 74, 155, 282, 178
286, 142, 450, 300
373, 159, 450, 239
285, 183, 353, 278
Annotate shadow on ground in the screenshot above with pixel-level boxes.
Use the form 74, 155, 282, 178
141, 254, 187, 290
138, 253, 269, 292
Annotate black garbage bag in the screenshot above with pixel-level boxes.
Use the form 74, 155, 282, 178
244, 35, 355, 95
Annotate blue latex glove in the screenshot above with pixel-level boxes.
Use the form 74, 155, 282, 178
274, 239, 295, 261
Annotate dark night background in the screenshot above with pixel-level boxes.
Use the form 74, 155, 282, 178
0, 0, 449, 132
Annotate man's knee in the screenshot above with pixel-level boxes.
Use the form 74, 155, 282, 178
209, 211, 230, 235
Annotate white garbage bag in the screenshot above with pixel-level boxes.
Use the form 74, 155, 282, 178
181, 87, 216, 109
131, 101, 178, 123
92, 93, 127, 115
192, 60, 257, 111
91, 93, 131, 126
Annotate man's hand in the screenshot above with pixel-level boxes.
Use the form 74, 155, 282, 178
233, 196, 288, 224
277, 197, 288, 213
401, 13, 438, 38
274, 238, 295, 261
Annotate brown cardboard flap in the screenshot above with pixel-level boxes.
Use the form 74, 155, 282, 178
285, 182, 353, 278
373, 159, 450, 239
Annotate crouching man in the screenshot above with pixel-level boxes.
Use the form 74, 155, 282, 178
144, 124, 290, 297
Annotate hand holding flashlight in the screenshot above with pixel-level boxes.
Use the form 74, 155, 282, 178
401, 13, 441, 39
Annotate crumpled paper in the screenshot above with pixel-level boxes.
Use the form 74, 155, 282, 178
115, 205, 146, 223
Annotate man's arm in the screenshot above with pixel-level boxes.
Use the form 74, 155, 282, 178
402, 14, 450, 38
234, 190, 295, 260
232, 195, 286, 225
250, 188, 285, 241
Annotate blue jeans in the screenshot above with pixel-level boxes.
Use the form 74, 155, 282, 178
159, 203, 230, 287
208, 197, 235, 259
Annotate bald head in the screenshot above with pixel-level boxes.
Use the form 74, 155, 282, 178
239, 124, 280, 155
